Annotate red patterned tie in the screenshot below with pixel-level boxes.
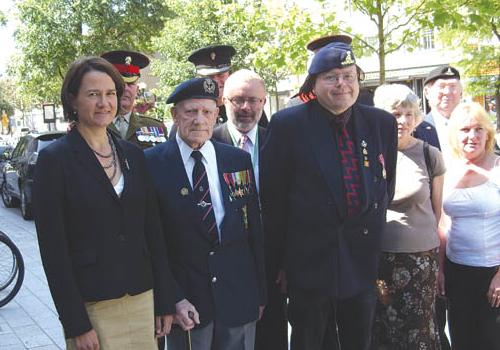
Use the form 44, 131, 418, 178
191, 151, 219, 244
338, 126, 361, 215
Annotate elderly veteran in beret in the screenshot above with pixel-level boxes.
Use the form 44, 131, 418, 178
145, 77, 266, 350
260, 40, 397, 350
102, 50, 168, 149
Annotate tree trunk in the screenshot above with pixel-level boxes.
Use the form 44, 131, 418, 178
377, 0, 386, 84
495, 78, 499, 133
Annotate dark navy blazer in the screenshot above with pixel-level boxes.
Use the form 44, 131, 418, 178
260, 100, 398, 299
33, 129, 175, 338
145, 139, 266, 327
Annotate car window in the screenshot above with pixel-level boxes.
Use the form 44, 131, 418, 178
11, 137, 29, 159
36, 133, 65, 152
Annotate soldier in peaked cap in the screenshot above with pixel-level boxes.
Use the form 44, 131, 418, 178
187, 45, 269, 128
145, 76, 266, 350
102, 50, 168, 150
260, 40, 397, 350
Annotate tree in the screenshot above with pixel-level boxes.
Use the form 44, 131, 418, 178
151, 0, 342, 111
424, 0, 500, 131
250, 1, 342, 109
0, 78, 15, 116
151, 0, 272, 98
0, 10, 6, 26
10, 0, 171, 107
347, 0, 430, 84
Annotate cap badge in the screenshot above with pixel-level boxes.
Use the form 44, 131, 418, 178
445, 67, 453, 75
210, 52, 216, 61
341, 51, 355, 66
125, 56, 132, 65
203, 78, 216, 94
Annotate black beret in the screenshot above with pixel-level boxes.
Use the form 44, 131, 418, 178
166, 78, 219, 105
424, 65, 460, 86
306, 34, 353, 52
101, 50, 150, 83
188, 45, 236, 76
308, 42, 356, 75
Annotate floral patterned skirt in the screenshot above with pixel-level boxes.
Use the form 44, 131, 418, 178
373, 248, 441, 350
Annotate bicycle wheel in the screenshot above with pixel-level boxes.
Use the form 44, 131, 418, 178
0, 234, 24, 307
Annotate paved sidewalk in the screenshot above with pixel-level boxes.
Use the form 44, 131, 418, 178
0, 205, 65, 349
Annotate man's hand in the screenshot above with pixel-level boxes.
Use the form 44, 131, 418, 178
74, 329, 100, 350
155, 314, 174, 337
276, 269, 288, 294
173, 299, 200, 331
487, 270, 500, 308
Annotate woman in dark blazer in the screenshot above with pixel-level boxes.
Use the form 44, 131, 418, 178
33, 57, 175, 350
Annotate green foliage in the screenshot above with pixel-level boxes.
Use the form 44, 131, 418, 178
349, 0, 430, 83
425, 0, 500, 128
0, 10, 6, 26
0, 79, 16, 116
152, 0, 341, 109
10, 0, 170, 107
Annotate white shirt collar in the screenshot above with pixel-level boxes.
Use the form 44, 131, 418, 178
176, 132, 216, 167
226, 121, 258, 146
115, 111, 132, 124
432, 111, 450, 127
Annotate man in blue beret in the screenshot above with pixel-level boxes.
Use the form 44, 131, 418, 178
260, 39, 398, 349
145, 77, 266, 350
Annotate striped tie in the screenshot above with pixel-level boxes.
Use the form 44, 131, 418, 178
191, 151, 219, 245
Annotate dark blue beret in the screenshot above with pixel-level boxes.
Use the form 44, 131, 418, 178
308, 42, 356, 75
166, 77, 219, 105
424, 65, 460, 86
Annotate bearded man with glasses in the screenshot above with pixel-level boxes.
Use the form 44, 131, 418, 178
260, 38, 398, 350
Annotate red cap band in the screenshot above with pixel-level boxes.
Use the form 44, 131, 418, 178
113, 63, 140, 75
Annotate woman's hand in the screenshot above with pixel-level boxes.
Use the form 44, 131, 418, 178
487, 269, 500, 308
74, 329, 99, 350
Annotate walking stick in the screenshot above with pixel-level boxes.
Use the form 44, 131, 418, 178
185, 311, 194, 350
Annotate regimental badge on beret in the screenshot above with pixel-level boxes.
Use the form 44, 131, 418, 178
445, 67, 454, 75
341, 51, 355, 66
125, 56, 132, 65
210, 52, 216, 61
203, 78, 216, 94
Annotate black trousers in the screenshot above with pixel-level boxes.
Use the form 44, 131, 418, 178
445, 258, 500, 350
255, 281, 288, 350
288, 287, 376, 350
435, 296, 450, 350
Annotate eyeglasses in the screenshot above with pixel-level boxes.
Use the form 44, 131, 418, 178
320, 73, 357, 84
228, 97, 264, 107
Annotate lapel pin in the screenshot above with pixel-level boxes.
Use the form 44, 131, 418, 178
180, 187, 189, 196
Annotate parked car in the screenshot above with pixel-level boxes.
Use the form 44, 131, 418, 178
1, 131, 65, 220
0, 145, 13, 187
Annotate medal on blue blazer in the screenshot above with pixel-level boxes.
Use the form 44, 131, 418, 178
361, 140, 369, 167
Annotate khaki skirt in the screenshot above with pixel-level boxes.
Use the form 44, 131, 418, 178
66, 289, 157, 350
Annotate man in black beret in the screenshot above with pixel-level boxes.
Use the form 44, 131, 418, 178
260, 40, 398, 350
414, 65, 462, 157
145, 77, 266, 350
102, 50, 168, 149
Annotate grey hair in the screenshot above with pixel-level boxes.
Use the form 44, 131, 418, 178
373, 84, 423, 125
